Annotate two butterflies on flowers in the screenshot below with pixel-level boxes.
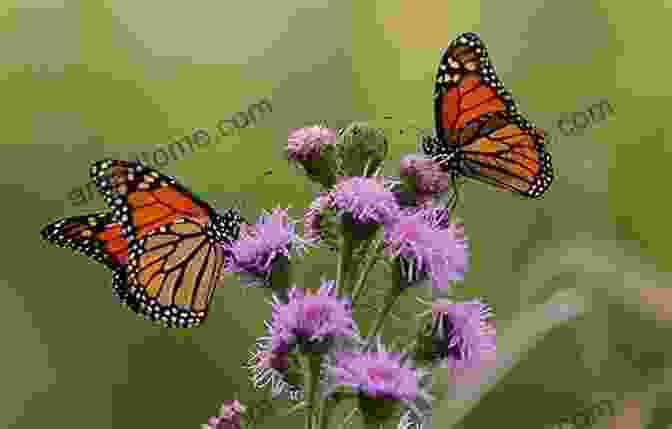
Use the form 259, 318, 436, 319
40, 32, 553, 329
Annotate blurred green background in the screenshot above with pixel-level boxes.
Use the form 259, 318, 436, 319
3, 0, 672, 428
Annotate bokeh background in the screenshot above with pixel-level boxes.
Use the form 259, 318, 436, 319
3, 1, 672, 428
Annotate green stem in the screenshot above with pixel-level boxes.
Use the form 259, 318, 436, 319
299, 354, 322, 429
316, 393, 341, 429
335, 225, 354, 298
351, 241, 385, 306
364, 282, 403, 351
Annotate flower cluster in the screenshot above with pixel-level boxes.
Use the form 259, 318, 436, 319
202, 122, 496, 429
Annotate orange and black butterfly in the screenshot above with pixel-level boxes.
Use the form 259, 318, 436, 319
41, 159, 244, 328
422, 32, 553, 202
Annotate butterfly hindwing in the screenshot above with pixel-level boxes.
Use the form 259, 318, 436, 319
457, 112, 553, 197
119, 217, 229, 328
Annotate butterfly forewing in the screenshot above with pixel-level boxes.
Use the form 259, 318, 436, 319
90, 159, 213, 241
40, 212, 133, 307
40, 212, 128, 270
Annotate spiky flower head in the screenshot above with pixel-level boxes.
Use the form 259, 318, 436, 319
384, 207, 468, 290
417, 299, 496, 379
225, 207, 314, 293
327, 338, 432, 427
286, 126, 339, 188
269, 279, 358, 355
331, 176, 400, 228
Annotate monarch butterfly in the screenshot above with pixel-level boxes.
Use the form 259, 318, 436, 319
41, 159, 244, 328
422, 32, 553, 204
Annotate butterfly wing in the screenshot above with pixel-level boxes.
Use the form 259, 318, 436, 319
455, 111, 553, 197
40, 212, 128, 270
433, 32, 519, 145
89, 159, 243, 327
40, 212, 131, 303
427, 32, 553, 197
117, 217, 234, 328
90, 159, 214, 239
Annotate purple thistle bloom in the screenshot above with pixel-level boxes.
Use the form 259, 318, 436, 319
286, 125, 337, 161
430, 299, 496, 375
202, 400, 246, 429
224, 207, 314, 287
246, 332, 304, 401
269, 279, 358, 354
399, 154, 452, 196
331, 176, 400, 227
328, 338, 429, 402
384, 207, 468, 290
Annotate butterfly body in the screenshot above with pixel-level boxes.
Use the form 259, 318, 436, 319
41, 159, 244, 328
425, 32, 553, 199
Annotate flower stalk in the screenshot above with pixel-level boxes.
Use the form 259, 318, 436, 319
363, 262, 404, 350
351, 240, 385, 306
336, 226, 354, 298
299, 353, 323, 429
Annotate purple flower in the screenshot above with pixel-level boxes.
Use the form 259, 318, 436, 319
328, 339, 428, 402
399, 154, 452, 196
269, 279, 358, 354
331, 176, 400, 227
384, 207, 468, 290
430, 299, 496, 376
202, 400, 246, 429
286, 125, 337, 161
246, 333, 304, 401
225, 207, 314, 287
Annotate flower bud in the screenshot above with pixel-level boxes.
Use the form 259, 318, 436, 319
337, 122, 389, 178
